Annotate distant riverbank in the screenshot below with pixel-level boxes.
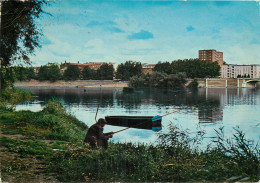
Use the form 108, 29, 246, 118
14, 80, 129, 88
14, 78, 258, 88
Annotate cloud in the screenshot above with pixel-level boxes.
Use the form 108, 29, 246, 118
86, 20, 124, 33
128, 30, 154, 40
186, 25, 195, 32
106, 27, 124, 33
86, 20, 115, 27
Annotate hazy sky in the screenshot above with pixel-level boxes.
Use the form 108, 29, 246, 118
30, 0, 260, 66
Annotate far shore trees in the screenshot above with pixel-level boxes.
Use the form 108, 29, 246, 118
13, 66, 36, 81
153, 61, 172, 74
153, 59, 220, 78
97, 63, 114, 80
116, 61, 142, 81
82, 66, 96, 80
63, 65, 81, 80
38, 65, 49, 81
48, 65, 62, 82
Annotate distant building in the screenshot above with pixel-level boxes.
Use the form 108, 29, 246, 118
221, 64, 260, 78
60, 62, 115, 73
142, 63, 156, 73
199, 49, 223, 66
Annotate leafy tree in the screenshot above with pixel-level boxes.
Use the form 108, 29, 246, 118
82, 66, 95, 80
153, 61, 172, 74
167, 73, 187, 88
0, 0, 47, 66
14, 67, 28, 81
149, 71, 168, 87
171, 59, 220, 78
97, 63, 114, 80
26, 67, 36, 80
38, 65, 49, 81
63, 65, 81, 80
48, 65, 61, 82
129, 72, 187, 88
0, 67, 16, 89
0, 0, 47, 91
115, 61, 142, 81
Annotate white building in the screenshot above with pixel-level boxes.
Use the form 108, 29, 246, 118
221, 64, 260, 78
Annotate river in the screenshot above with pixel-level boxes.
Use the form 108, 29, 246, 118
16, 87, 260, 146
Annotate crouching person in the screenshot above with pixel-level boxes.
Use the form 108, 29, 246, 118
84, 118, 114, 149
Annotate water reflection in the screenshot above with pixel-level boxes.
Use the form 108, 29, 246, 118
16, 87, 260, 144
26, 87, 260, 124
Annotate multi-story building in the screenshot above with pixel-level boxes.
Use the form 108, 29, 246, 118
221, 64, 260, 78
142, 63, 156, 73
199, 49, 223, 66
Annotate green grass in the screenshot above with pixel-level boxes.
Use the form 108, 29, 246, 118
0, 137, 53, 156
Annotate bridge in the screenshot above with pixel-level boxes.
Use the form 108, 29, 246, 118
203, 78, 260, 88
245, 79, 260, 84
238, 78, 260, 88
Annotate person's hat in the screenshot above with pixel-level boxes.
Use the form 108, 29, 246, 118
98, 118, 107, 124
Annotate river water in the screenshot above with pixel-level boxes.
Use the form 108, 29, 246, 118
16, 87, 260, 146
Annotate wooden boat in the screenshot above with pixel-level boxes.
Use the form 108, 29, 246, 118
105, 116, 162, 130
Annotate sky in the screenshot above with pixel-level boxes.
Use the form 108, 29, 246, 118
30, 0, 260, 66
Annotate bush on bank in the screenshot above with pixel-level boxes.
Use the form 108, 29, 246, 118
129, 72, 187, 88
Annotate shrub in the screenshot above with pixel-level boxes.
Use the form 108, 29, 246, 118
0, 87, 33, 107
187, 79, 199, 88
129, 72, 187, 88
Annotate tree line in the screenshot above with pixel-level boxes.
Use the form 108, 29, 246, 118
153, 59, 220, 78
1, 59, 221, 86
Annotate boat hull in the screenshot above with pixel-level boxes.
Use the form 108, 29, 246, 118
105, 116, 162, 130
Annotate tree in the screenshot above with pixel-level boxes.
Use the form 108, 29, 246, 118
82, 66, 95, 80
129, 72, 187, 88
171, 59, 220, 78
0, 0, 47, 91
48, 65, 61, 82
115, 61, 142, 81
153, 61, 172, 74
63, 65, 81, 80
96, 63, 114, 80
0, 0, 47, 66
14, 66, 27, 81
38, 65, 49, 81
26, 67, 36, 80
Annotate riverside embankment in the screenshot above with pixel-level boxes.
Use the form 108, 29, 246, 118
14, 80, 129, 88
14, 78, 259, 88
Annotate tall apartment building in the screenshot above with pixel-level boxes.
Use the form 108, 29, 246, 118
221, 64, 260, 78
199, 49, 223, 66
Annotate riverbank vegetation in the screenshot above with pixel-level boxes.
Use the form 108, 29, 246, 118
129, 72, 187, 88
0, 88, 259, 182
1, 59, 220, 89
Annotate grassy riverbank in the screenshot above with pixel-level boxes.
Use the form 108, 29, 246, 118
0, 88, 259, 182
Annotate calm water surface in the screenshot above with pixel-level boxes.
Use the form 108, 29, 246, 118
16, 87, 260, 146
